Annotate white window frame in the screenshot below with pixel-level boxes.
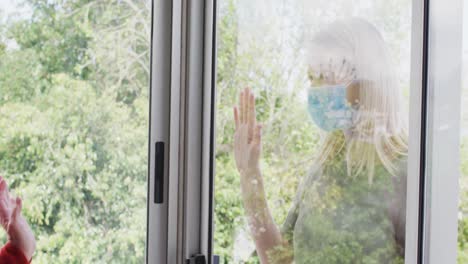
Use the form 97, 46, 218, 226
420, 0, 463, 262
147, 1, 172, 263
147, 1, 214, 263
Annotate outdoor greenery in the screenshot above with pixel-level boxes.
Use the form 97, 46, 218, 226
0, 0, 149, 263
0, 0, 466, 263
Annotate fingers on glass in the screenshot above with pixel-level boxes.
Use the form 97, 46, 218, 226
246, 88, 250, 125
248, 92, 255, 125
239, 122, 248, 145
239, 90, 244, 123
236, 88, 258, 144
239, 87, 255, 124
253, 124, 262, 145
234, 106, 239, 129
247, 92, 255, 143
246, 88, 251, 124
234, 129, 240, 149
243, 88, 250, 124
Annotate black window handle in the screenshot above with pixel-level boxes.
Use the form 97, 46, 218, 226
154, 141, 164, 204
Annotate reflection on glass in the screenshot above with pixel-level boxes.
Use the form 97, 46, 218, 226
0, 1, 150, 263
215, 1, 411, 263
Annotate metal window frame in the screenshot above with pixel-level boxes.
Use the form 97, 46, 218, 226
420, 0, 463, 262
147, 1, 214, 263
147, 1, 172, 263
406, 0, 426, 262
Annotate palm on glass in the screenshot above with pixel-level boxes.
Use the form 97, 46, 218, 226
233, 88, 263, 175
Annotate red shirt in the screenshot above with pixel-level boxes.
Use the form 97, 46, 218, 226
0, 242, 29, 264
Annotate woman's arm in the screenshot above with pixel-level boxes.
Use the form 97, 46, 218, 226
239, 167, 283, 263
233, 88, 288, 263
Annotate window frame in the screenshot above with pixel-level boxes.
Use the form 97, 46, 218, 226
146, 0, 173, 263
419, 0, 463, 262
405, 0, 427, 262
147, 0, 214, 263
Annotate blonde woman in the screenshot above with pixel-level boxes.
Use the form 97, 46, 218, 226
233, 18, 407, 264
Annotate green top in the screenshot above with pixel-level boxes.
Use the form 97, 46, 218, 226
280, 156, 407, 264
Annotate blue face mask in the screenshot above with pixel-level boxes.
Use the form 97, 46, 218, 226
307, 84, 355, 132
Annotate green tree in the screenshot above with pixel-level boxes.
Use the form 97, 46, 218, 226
0, 0, 150, 263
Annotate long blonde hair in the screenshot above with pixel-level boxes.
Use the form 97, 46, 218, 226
307, 18, 408, 183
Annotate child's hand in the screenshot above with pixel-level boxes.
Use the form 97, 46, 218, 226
0, 176, 21, 232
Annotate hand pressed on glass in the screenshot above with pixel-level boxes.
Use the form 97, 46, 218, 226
233, 88, 262, 176
232, 88, 292, 264
0, 176, 35, 263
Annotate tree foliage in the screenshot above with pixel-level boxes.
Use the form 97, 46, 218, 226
0, 0, 149, 263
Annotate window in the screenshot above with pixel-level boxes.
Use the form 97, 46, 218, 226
0, 0, 150, 262
213, 0, 412, 263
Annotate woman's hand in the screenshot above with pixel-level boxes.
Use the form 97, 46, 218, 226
233, 88, 263, 176
0, 176, 36, 260
233, 89, 286, 264
0, 177, 21, 233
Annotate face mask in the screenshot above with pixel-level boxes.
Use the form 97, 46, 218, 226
307, 84, 355, 132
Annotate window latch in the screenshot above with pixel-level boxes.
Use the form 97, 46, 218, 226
187, 254, 206, 264
186, 254, 220, 264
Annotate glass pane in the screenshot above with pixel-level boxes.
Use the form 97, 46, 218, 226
214, 0, 412, 263
458, 4, 468, 263
0, 0, 150, 263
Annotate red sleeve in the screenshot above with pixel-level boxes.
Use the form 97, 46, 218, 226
0, 242, 30, 264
